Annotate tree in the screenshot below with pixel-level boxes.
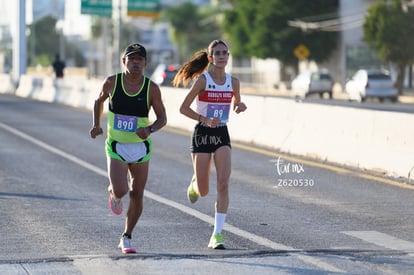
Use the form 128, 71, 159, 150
90, 17, 141, 52
162, 2, 221, 62
222, 0, 339, 69
27, 16, 60, 66
27, 15, 85, 67
363, 0, 414, 93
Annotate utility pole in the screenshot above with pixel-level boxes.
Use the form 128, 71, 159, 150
116, 0, 122, 72
112, 0, 122, 73
13, 0, 26, 87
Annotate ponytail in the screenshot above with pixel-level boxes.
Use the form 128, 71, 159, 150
173, 40, 229, 87
173, 49, 209, 87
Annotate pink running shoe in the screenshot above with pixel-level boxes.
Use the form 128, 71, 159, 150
108, 193, 123, 215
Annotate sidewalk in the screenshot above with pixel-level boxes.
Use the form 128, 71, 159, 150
0, 253, 343, 275
400, 89, 414, 103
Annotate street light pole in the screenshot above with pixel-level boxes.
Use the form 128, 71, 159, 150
13, 0, 26, 87
113, 0, 122, 72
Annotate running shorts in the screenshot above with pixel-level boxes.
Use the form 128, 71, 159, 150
191, 123, 231, 153
105, 137, 152, 164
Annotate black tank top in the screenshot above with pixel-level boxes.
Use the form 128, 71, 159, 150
109, 73, 150, 117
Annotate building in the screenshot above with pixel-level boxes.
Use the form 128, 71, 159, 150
328, 0, 413, 88
336, 0, 377, 85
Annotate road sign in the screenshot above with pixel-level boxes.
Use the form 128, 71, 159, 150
294, 44, 310, 60
127, 0, 160, 18
81, 0, 112, 18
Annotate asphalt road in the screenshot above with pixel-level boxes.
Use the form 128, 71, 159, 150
0, 94, 413, 274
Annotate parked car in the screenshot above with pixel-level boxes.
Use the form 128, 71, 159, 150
150, 64, 180, 86
291, 71, 334, 99
345, 69, 398, 102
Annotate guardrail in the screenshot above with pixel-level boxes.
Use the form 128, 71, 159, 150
1, 73, 413, 181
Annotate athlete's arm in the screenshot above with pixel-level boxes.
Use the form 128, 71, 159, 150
179, 75, 220, 128
149, 83, 167, 133
89, 76, 114, 139
231, 76, 247, 114
136, 82, 167, 139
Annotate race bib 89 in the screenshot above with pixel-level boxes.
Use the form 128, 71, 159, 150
207, 104, 230, 122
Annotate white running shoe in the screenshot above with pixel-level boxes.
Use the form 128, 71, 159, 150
118, 235, 137, 254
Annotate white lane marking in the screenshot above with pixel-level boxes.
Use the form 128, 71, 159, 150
342, 231, 414, 253
0, 121, 344, 273
0, 122, 107, 178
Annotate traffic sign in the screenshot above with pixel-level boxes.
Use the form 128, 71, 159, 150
127, 0, 160, 18
294, 44, 310, 60
81, 0, 112, 18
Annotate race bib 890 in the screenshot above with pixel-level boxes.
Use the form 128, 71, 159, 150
114, 114, 138, 132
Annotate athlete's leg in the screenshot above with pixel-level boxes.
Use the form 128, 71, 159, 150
123, 161, 149, 236
107, 157, 129, 199
209, 145, 231, 247
213, 145, 231, 214
192, 152, 212, 197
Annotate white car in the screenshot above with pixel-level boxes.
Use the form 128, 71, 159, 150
291, 71, 333, 99
345, 70, 398, 102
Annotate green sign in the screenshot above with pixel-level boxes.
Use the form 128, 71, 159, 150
127, 0, 160, 18
81, 0, 112, 17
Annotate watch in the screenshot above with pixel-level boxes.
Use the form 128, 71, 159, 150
149, 126, 155, 133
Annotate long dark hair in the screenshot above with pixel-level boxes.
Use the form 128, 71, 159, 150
173, 40, 228, 87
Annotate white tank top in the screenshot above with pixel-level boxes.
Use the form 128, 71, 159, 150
196, 71, 233, 123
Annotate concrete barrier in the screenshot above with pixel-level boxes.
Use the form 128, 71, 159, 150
1, 74, 413, 180
161, 87, 414, 180
0, 74, 15, 94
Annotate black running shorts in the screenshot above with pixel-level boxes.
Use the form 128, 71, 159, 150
191, 123, 231, 153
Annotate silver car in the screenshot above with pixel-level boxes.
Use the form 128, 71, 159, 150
345, 70, 398, 102
291, 71, 333, 99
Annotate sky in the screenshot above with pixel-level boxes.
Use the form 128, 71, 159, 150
0, 0, 91, 38
0, 0, 210, 39
63, 0, 91, 36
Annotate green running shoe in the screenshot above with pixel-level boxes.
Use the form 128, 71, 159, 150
208, 233, 225, 249
187, 175, 199, 203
